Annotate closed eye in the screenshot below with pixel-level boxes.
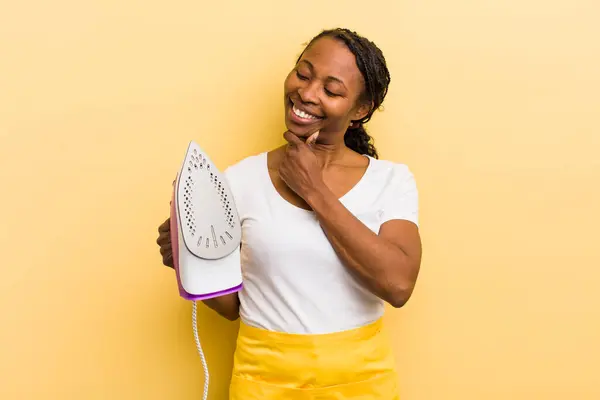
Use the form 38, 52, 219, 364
296, 69, 340, 96
325, 88, 340, 97
296, 70, 308, 80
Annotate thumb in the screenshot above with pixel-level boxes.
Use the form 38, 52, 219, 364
306, 130, 320, 147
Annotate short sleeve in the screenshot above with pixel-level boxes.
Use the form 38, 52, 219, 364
380, 164, 419, 226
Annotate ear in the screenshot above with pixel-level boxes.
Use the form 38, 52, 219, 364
353, 100, 372, 122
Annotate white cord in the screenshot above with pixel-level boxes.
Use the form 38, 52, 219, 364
192, 301, 209, 400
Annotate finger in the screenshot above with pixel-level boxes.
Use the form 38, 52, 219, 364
158, 218, 170, 233
158, 221, 168, 233
162, 254, 174, 268
159, 244, 172, 256
157, 234, 170, 246
306, 130, 320, 147
283, 130, 304, 147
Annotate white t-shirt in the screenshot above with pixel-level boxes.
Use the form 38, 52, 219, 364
223, 151, 419, 334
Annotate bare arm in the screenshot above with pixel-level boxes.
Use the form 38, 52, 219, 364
278, 131, 422, 308
305, 186, 422, 308
202, 293, 240, 321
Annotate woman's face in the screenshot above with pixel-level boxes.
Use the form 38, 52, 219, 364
283, 36, 370, 141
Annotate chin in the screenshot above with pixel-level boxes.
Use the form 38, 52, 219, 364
284, 123, 310, 138
285, 125, 314, 139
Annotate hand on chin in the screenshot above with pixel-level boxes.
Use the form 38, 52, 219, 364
279, 130, 323, 200
286, 125, 321, 143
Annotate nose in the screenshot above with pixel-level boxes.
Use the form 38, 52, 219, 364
297, 81, 319, 105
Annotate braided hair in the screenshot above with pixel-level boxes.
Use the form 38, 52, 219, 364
297, 28, 391, 159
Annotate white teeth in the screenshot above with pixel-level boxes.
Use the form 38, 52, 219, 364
293, 104, 317, 120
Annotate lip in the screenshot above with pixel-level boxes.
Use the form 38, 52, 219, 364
287, 99, 323, 126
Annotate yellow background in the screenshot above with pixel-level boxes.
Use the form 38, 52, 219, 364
1, 1, 599, 399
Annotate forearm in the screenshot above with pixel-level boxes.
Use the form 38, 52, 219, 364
306, 186, 416, 307
202, 293, 240, 321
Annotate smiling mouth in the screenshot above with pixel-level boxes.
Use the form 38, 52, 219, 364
290, 101, 323, 121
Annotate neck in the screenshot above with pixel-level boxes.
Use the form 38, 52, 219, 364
310, 140, 349, 168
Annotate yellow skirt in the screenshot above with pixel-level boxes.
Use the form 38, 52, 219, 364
229, 318, 400, 399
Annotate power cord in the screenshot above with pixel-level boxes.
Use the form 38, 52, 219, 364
192, 301, 209, 400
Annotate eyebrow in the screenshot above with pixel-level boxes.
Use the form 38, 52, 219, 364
299, 60, 347, 89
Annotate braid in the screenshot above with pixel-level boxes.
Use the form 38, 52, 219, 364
298, 28, 391, 159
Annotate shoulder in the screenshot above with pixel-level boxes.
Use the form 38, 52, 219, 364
367, 157, 417, 190
223, 152, 266, 182
366, 157, 419, 225
222, 152, 267, 200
